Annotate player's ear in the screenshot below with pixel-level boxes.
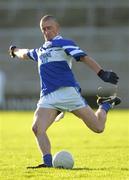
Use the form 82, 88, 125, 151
54, 20, 60, 30
40, 18, 44, 32
56, 23, 60, 34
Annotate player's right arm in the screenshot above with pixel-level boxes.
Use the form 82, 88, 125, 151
9, 45, 30, 60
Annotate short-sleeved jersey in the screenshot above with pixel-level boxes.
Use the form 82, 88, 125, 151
27, 35, 87, 97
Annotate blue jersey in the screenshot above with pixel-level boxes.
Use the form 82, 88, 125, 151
27, 35, 87, 97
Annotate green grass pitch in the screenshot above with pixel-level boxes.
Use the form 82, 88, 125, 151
0, 110, 129, 180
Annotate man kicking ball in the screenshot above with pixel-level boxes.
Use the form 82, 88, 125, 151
9, 15, 121, 168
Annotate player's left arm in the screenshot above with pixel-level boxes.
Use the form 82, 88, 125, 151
80, 55, 119, 85
80, 55, 102, 74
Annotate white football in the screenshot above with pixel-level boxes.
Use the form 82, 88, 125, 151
52, 151, 74, 169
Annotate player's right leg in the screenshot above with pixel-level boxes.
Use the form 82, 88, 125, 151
32, 107, 57, 167
72, 95, 121, 133
73, 105, 107, 133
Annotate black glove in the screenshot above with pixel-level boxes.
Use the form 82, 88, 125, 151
9, 45, 17, 58
98, 69, 119, 84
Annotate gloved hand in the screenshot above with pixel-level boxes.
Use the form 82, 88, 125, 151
9, 45, 17, 58
97, 69, 119, 84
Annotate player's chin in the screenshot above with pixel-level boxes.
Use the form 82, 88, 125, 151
45, 37, 50, 41
44, 34, 50, 40
47, 34, 56, 41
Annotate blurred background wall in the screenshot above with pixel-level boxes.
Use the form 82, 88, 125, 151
0, 0, 129, 109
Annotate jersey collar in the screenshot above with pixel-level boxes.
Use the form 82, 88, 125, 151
43, 35, 63, 49
53, 35, 63, 40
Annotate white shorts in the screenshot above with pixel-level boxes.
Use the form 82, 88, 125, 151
37, 87, 87, 112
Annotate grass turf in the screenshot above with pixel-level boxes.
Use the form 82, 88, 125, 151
0, 110, 129, 180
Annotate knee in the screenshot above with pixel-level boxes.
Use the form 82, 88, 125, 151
32, 124, 37, 135
95, 126, 105, 133
32, 123, 46, 136
32, 110, 41, 135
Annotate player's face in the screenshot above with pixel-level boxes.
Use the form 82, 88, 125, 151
40, 20, 60, 41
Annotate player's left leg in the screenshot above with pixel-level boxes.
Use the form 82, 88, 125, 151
32, 107, 57, 167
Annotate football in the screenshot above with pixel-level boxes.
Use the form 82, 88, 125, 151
52, 150, 74, 169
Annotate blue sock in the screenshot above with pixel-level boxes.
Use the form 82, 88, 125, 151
43, 154, 53, 167
99, 102, 112, 113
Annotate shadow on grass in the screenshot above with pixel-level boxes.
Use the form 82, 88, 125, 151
72, 167, 129, 171
26, 166, 129, 171
72, 167, 111, 171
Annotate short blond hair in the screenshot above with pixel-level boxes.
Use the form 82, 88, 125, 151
40, 15, 60, 30
41, 15, 58, 23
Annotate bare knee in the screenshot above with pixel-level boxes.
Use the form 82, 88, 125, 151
32, 110, 42, 136
32, 124, 47, 137
82, 116, 105, 134
32, 107, 57, 136
94, 126, 105, 133
95, 129, 104, 134
32, 124, 38, 135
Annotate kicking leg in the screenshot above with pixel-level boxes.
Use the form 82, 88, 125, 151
72, 96, 121, 133
72, 105, 107, 133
